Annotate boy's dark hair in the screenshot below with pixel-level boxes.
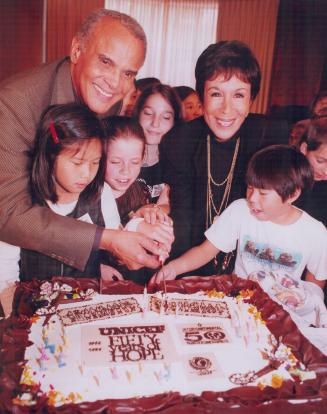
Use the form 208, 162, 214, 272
299, 116, 327, 151
246, 144, 313, 201
32, 103, 105, 204
195, 40, 261, 102
102, 115, 146, 156
133, 83, 183, 124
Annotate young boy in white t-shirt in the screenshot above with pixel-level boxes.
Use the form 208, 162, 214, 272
151, 145, 327, 332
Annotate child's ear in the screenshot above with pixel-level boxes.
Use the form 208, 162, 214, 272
287, 188, 301, 204
299, 142, 308, 155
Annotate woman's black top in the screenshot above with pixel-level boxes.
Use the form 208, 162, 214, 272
160, 114, 289, 276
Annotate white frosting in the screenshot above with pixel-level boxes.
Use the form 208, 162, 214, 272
20, 292, 302, 406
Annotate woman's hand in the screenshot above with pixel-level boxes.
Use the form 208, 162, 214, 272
100, 264, 124, 282
133, 203, 172, 226
137, 221, 174, 253
149, 263, 177, 287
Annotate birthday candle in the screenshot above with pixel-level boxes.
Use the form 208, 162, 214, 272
93, 375, 100, 386
159, 293, 164, 317
61, 333, 67, 347
154, 370, 162, 384
143, 286, 148, 315
138, 362, 143, 374
243, 333, 249, 348
55, 353, 66, 368
125, 370, 132, 383
231, 311, 241, 337
163, 363, 171, 380
110, 366, 118, 379
37, 357, 47, 371
255, 318, 260, 343
162, 292, 167, 315
229, 300, 241, 337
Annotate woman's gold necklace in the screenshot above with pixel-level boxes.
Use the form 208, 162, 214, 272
206, 134, 240, 229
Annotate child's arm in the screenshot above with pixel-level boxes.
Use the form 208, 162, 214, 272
156, 184, 170, 214
131, 183, 172, 225
0, 241, 20, 317
150, 239, 219, 285
132, 203, 172, 225
305, 270, 326, 290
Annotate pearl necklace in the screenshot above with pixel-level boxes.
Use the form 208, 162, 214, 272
206, 134, 240, 229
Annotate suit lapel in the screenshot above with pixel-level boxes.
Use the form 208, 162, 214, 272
50, 58, 75, 105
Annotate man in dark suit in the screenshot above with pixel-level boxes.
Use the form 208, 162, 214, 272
0, 9, 163, 274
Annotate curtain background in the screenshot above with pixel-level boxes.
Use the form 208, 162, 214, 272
0, 0, 43, 81
105, 0, 218, 88
217, 0, 279, 114
2, 0, 327, 116
269, 0, 327, 110
46, 0, 104, 62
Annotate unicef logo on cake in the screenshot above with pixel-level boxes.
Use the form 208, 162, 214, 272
189, 356, 212, 376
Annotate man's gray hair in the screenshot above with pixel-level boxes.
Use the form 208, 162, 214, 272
76, 9, 147, 53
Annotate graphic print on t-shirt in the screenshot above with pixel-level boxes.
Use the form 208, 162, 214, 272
241, 235, 302, 273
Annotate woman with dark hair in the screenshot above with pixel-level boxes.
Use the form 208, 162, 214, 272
174, 86, 203, 121
133, 83, 183, 212
160, 40, 289, 276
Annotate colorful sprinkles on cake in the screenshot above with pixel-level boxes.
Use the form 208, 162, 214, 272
12, 279, 322, 410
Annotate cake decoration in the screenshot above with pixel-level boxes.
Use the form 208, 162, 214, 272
177, 323, 229, 345
183, 352, 224, 381
31, 280, 96, 322
81, 323, 172, 365
149, 294, 231, 318
2, 275, 326, 413
58, 297, 142, 325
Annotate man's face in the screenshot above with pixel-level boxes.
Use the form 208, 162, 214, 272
70, 17, 145, 115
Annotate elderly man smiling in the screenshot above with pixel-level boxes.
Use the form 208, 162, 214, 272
0, 9, 164, 274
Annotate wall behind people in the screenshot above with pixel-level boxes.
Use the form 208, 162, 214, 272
105, 0, 218, 88
269, 0, 327, 109
46, 0, 104, 61
217, 0, 279, 114
0, 0, 104, 83
1, 0, 327, 115
0, 0, 43, 81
